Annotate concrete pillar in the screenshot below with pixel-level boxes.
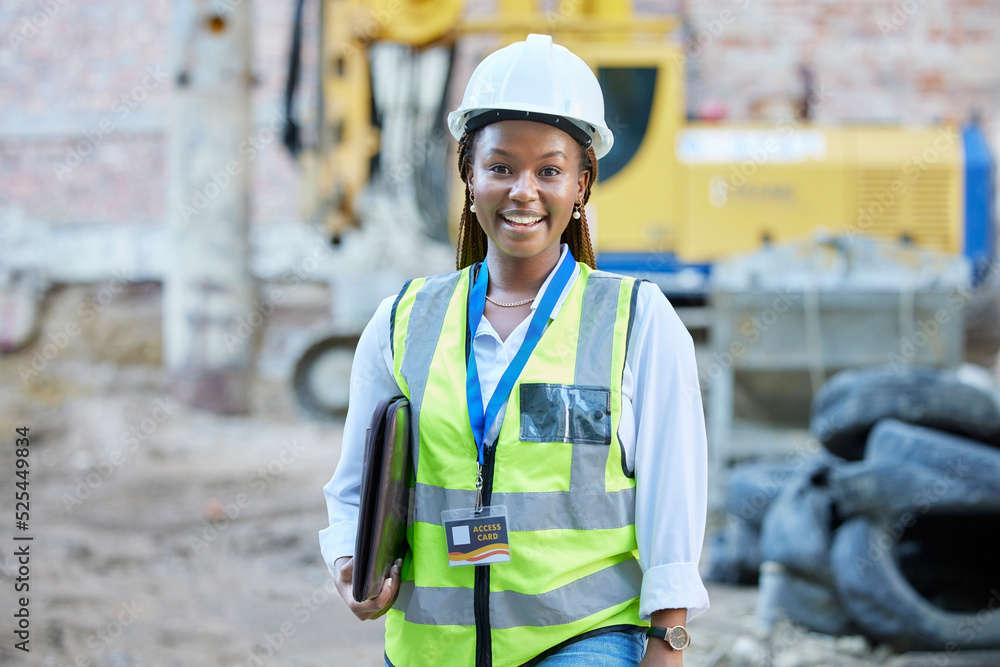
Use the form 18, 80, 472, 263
165, 0, 254, 414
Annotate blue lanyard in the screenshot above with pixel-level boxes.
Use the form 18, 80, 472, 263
466, 250, 576, 468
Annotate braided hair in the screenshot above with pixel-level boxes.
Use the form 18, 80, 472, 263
455, 128, 598, 270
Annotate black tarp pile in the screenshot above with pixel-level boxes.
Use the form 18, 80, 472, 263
707, 364, 1000, 652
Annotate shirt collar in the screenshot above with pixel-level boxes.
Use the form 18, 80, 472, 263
473, 244, 580, 338
530, 243, 578, 320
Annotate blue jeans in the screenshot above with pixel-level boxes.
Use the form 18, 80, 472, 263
534, 629, 646, 666
384, 629, 647, 667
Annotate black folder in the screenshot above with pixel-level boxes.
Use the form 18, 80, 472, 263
352, 395, 412, 602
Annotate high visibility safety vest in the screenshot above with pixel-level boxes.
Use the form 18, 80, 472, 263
386, 262, 646, 667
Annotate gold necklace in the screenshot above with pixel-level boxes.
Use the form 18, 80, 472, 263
485, 294, 533, 307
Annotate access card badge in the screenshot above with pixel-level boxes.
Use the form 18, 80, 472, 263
442, 505, 511, 567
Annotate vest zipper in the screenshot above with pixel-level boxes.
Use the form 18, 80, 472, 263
475, 444, 497, 667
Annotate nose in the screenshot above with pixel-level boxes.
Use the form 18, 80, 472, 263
509, 169, 539, 203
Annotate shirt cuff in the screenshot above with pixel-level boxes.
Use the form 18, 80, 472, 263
318, 521, 357, 577
639, 562, 710, 623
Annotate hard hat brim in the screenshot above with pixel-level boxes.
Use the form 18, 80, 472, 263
448, 107, 614, 159
464, 109, 594, 150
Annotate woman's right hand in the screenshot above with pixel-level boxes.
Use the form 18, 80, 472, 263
334, 556, 402, 621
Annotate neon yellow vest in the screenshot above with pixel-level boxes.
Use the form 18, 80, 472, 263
386, 262, 644, 667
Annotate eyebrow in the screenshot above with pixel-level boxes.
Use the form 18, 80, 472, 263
486, 148, 569, 161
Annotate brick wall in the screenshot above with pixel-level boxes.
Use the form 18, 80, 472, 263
680, 0, 1000, 126
0, 0, 303, 226
0, 0, 997, 229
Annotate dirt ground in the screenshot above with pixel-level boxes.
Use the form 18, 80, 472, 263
0, 282, 995, 667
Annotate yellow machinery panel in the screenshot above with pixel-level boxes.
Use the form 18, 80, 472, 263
673, 125, 962, 264
676, 125, 849, 262
847, 126, 963, 254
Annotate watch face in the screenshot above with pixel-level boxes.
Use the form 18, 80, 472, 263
667, 626, 690, 650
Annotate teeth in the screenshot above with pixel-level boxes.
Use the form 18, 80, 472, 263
502, 214, 544, 226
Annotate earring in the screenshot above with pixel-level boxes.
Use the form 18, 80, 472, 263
469, 190, 477, 213
572, 203, 581, 220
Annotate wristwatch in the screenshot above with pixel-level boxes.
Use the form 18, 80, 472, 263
647, 625, 691, 650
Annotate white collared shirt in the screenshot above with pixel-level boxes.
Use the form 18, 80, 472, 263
319, 245, 710, 621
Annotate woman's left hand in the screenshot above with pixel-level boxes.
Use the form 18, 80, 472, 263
639, 638, 684, 667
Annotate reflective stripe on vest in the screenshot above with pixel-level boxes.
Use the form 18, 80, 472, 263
386, 264, 643, 667
411, 483, 634, 531
394, 558, 642, 628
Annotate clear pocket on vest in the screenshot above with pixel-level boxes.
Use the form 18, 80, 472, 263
519, 383, 611, 445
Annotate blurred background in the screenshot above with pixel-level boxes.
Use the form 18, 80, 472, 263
1, 0, 999, 665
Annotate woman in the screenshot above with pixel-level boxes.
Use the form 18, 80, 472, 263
320, 34, 709, 667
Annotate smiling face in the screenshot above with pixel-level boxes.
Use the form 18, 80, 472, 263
466, 120, 590, 266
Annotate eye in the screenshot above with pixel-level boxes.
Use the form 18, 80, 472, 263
489, 164, 511, 174
540, 167, 560, 177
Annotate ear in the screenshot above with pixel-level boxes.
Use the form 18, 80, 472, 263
576, 168, 590, 202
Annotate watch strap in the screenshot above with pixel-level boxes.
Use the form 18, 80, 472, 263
647, 625, 690, 650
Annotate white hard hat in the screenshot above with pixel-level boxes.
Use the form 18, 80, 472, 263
447, 34, 614, 159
